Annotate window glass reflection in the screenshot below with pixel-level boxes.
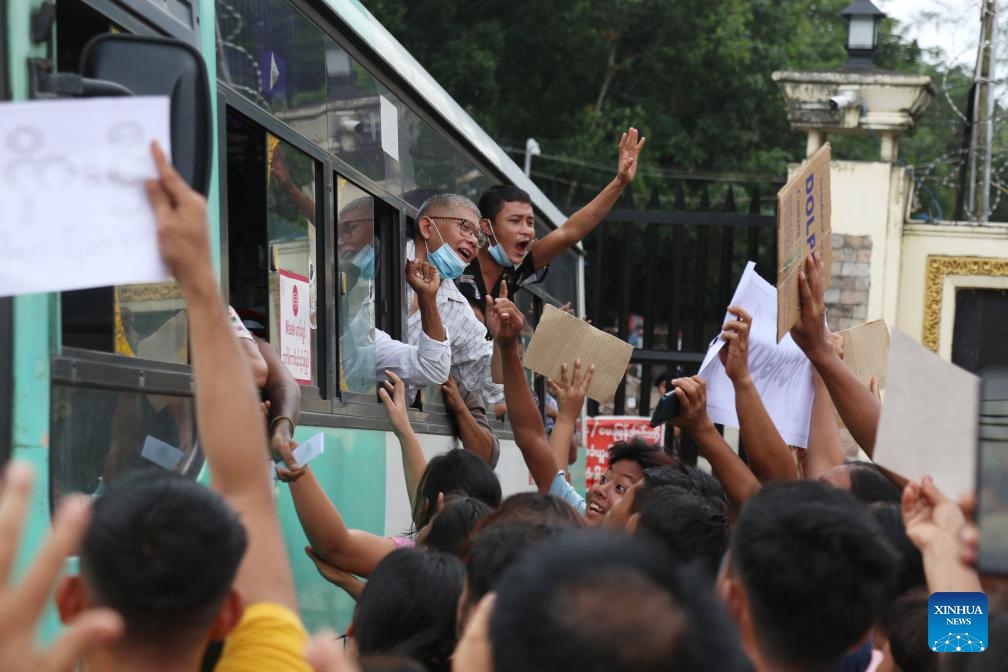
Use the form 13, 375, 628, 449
267, 134, 318, 386
336, 178, 376, 393
50, 386, 202, 510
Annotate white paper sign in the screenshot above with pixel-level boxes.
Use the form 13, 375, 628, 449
141, 435, 184, 471
379, 95, 399, 161
873, 330, 979, 498
278, 269, 312, 384
273, 432, 325, 472
0, 97, 171, 297
699, 261, 815, 447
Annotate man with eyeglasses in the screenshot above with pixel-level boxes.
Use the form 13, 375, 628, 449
404, 193, 504, 409
456, 127, 646, 316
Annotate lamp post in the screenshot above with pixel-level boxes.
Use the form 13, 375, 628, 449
841, 0, 886, 69
524, 137, 541, 177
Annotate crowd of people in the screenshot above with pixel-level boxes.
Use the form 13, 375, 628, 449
2, 130, 1004, 672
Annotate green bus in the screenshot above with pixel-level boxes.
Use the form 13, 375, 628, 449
0, 0, 584, 638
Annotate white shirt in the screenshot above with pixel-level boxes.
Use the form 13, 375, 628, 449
375, 328, 451, 386
405, 239, 504, 405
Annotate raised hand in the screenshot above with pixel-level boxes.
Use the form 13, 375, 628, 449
484, 280, 508, 338
718, 306, 753, 385
670, 375, 713, 436
616, 127, 647, 186
378, 369, 411, 436
548, 359, 594, 420
491, 284, 525, 342
789, 252, 832, 362
441, 376, 467, 414
902, 477, 967, 551
0, 463, 123, 671
145, 142, 213, 289
405, 259, 441, 298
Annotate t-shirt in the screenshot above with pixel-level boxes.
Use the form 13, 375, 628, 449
548, 470, 586, 515
214, 602, 312, 672
454, 250, 548, 309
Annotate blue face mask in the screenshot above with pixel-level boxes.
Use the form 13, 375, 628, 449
348, 244, 375, 280
486, 222, 523, 268
425, 220, 467, 280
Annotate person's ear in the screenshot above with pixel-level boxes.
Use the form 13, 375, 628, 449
207, 589, 245, 641
480, 217, 493, 236
55, 575, 88, 624
418, 215, 434, 241
626, 512, 641, 533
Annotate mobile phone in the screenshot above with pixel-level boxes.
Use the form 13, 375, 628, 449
976, 367, 1008, 574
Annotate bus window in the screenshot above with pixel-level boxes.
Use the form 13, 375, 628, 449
336, 178, 376, 394
50, 385, 201, 510
226, 111, 321, 389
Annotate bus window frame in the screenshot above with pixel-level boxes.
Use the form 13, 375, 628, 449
74, 0, 199, 45
218, 95, 331, 411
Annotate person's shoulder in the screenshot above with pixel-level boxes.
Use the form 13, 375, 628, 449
214, 602, 312, 672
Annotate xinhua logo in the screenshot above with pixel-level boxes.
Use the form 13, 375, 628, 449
928, 592, 988, 653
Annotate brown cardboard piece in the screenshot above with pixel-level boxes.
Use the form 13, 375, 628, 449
523, 304, 634, 404
837, 319, 890, 389
776, 143, 832, 342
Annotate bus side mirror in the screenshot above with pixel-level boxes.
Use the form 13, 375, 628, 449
80, 34, 213, 196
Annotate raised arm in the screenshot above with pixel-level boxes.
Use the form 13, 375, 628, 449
442, 376, 500, 466
494, 295, 558, 492
287, 468, 397, 578
720, 306, 795, 482
790, 252, 881, 455
379, 370, 426, 511
146, 142, 296, 609
259, 337, 304, 476
530, 128, 646, 269
804, 370, 846, 480
902, 477, 982, 593
547, 360, 593, 479
674, 376, 760, 509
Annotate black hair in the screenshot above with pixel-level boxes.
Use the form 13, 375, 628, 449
654, 370, 673, 390
472, 491, 585, 533
608, 438, 674, 472
730, 481, 899, 672
478, 185, 532, 223
421, 495, 492, 557
412, 449, 502, 532
879, 589, 938, 672
80, 473, 247, 649
869, 502, 926, 597
846, 460, 901, 505
354, 549, 464, 672
643, 463, 728, 514
462, 520, 568, 612
491, 531, 750, 672
634, 486, 729, 577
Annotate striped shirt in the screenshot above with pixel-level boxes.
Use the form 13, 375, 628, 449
405, 240, 504, 405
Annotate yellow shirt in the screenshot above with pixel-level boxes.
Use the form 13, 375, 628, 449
214, 602, 312, 672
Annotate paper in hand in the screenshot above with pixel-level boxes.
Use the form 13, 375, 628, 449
273, 432, 325, 475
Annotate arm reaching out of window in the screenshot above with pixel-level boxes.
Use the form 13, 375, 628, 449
547, 359, 593, 480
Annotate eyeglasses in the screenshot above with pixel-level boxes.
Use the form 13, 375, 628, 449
426, 216, 485, 246
338, 218, 372, 238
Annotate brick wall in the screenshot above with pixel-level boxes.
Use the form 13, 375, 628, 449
825, 233, 871, 331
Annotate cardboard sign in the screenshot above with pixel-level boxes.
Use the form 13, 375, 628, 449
523, 305, 633, 404
0, 97, 172, 297
873, 330, 979, 498
776, 143, 832, 342
699, 261, 815, 447
279, 269, 312, 384
838, 319, 890, 389
585, 416, 663, 491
